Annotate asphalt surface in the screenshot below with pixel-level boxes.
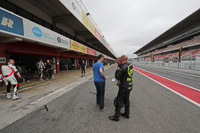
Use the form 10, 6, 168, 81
0, 65, 200, 133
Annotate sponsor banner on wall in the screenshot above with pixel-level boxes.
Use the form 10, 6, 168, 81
24, 19, 56, 46
105, 43, 109, 49
95, 51, 100, 56
70, 40, 87, 53
87, 48, 95, 56
95, 28, 101, 42
70, 40, 80, 51
80, 44, 87, 53
0, 8, 24, 36
101, 37, 106, 46
55, 33, 70, 49
59, 0, 82, 22
82, 10, 95, 35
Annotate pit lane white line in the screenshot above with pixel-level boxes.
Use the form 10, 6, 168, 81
134, 68, 200, 108
135, 65, 200, 78
31, 75, 114, 104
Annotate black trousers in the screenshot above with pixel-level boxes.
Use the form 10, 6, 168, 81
81, 68, 85, 75
6, 82, 19, 93
114, 89, 131, 118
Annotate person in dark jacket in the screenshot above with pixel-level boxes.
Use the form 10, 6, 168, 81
45, 59, 52, 80
81, 60, 86, 77
109, 55, 134, 121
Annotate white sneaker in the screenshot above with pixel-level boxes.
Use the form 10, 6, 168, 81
6, 93, 11, 99
12, 94, 21, 100
100, 107, 105, 112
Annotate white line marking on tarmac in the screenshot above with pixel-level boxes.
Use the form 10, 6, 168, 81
136, 65, 200, 78
31, 80, 91, 104
151, 66, 200, 78
19, 86, 33, 91
134, 68, 200, 108
134, 67, 200, 91
31, 75, 114, 104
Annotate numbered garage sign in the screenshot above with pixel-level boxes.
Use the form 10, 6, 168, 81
0, 57, 6, 63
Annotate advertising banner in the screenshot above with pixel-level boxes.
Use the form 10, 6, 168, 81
0, 8, 24, 36
82, 10, 95, 35
95, 28, 101, 42
101, 37, 106, 46
87, 48, 95, 56
55, 33, 70, 49
79, 44, 87, 53
70, 40, 80, 51
95, 51, 100, 56
59, 0, 82, 22
70, 40, 87, 53
24, 19, 56, 45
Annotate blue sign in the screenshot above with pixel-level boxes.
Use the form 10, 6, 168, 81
32, 26, 42, 37
0, 9, 24, 36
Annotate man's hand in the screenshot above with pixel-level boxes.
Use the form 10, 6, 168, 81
99, 68, 106, 81
117, 80, 120, 86
18, 76, 22, 79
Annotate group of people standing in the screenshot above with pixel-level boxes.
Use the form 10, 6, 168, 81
1, 55, 133, 122
93, 54, 134, 122
0, 59, 55, 100
36, 59, 55, 81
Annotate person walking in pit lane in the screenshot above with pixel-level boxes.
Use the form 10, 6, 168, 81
81, 60, 86, 77
36, 59, 45, 81
45, 59, 53, 80
1, 59, 22, 100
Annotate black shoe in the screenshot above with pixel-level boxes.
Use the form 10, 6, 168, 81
121, 113, 129, 119
109, 116, 119, 122
81, 75, 83, 77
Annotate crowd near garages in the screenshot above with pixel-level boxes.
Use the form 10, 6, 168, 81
134, 9, 200, 70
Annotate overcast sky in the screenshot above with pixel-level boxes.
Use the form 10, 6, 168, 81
81, 0, 200, 58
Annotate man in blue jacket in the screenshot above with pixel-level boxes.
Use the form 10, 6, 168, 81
93, 54, 106, 111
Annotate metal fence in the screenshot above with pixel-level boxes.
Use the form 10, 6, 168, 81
132, 60, 200, 71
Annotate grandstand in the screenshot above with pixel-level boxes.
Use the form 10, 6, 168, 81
134, 9, 200, 70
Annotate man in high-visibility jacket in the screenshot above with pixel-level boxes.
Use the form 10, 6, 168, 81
109, 55, 134, 121
2, 59, 22, 100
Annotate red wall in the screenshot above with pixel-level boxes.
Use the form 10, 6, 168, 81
0, 41, 97, 73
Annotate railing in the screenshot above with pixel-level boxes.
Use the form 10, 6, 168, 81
132, 60, 200, 71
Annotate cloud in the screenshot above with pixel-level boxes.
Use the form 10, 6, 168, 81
82, 0, 200, 58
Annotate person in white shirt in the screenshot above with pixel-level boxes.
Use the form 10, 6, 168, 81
2, 59, 22, 100
36, 59, 45, 81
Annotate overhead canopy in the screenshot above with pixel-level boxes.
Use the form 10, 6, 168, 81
134, 8, 200, 55
3, 0, 116, 59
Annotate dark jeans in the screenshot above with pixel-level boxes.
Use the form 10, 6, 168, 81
81, 68, 85, 75
94, 81, 105, 109
115, 89, 131, 118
